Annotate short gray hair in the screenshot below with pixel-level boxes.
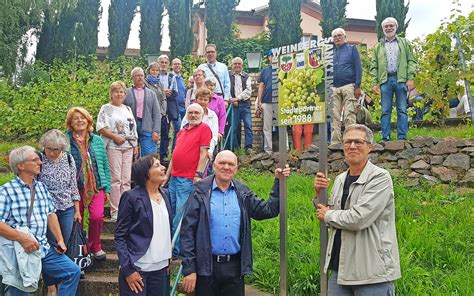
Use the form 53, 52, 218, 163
382, 17, 398, 29
157, 54, 169, 62
331, 28, 346, 37
232, 57, 243, 64
9, 146, 36, 175
193, 68, 206, 77
130, 67, 144, 79
39, 129, 70, 152
204, 77, 218, 86
343, 124, 374, 144
187, 103, 204, 115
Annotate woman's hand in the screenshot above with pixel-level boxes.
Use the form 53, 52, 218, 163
126, 272, 144, 293
74, 209, 82, 223
113, 134, 126, 145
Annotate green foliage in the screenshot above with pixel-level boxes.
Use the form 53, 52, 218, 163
237, 169, 473, 295
0, 56, 142, 140
139, 0, 164, 56
75, 0, 101, 57
204, 0, 239, 50
414, 9, 473, 123
108, 0, 137, 60
268, 0, 302, 48
319, 0, 348, 38
375, 0, 410, 39
165, 0, 193, 58
373, 124, 474, 142
0, 0, 46, 78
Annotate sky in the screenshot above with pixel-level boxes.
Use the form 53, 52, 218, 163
97, 0, 473, 50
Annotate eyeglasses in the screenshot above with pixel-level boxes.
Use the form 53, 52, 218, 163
343, 139, 369, 147
383, 24, 396, 28
45, 147, 62, 153
206, 51, 216, 54
333, 34, 344, 38
23, 157, 41, 163
193, 74, 203, 77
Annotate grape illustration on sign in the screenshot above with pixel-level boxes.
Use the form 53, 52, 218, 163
276, 44, 326, 126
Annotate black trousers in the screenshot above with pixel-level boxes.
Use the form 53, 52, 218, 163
196, 259, 244, 296
118, 266, 169, 296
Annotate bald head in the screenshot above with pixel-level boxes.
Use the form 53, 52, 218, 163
215, 150, 238, 165
213, 150, 238, 187
186, 103, 204, 126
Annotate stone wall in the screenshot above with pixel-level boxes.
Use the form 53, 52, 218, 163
241, 136, 474, 187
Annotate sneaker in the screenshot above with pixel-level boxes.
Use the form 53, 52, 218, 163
80, 270, 85, 279
93, 250, 106, 261
110, 212, 117, 222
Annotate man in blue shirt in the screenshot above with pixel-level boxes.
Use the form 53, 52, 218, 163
172, 58, 186, 149
158, 54, 178, 162
0, 146, 80, 296
198, 44, 231, 103
180, 150, 290, 296
330, 28, 363, 146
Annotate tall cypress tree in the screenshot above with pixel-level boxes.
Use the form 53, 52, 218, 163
165, 0, 193, 57
205, 0, 239, 50
375, 0, 410, 39
139, 0, 164, 56
320, 0, 348, 38
74, 0, 101, 56
108, 0, 137, 59
268, 0, 302, 48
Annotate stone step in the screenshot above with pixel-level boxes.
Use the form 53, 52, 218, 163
101, 233, 116, 253
88, 252, 119, 273
102, 218, 115, 235
78, 271, 120, 295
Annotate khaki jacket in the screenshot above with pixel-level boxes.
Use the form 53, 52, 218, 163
324, 161, 401, 285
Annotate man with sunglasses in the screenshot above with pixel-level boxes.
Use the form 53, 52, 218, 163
0, 146, 80, 296
314, 124, 400, 295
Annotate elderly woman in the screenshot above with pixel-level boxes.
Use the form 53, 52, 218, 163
185, 69, 206, 108
204, 76, 226, 139
38, 129, 81, 295
115, 155, 172, 296
181, 87, 218, 159
97, 81, 138, 222
66, 107, 111, 261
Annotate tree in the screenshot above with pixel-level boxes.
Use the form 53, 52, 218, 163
165, 0, 193, 57
375, 0, 410, 39
320, 0, 348, 38
74, 0, 101, 56
0, 0, 45, 79
139, 0, 164, 57
268, 0, 302, 48
205, 0, 239, 50
108, 0, 137, 60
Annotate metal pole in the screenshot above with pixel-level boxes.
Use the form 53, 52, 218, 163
316, 123, 328, 296
278, 124, 288, 296
454, 29, 474, 122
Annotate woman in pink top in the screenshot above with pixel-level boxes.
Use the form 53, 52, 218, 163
204, 76, 226, 140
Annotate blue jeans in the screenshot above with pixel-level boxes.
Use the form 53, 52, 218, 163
160, 116, 180, 159
234, 101, 253, 150
119, 266, 169, 296
137, 120, 158, 156
169, 176, 194, 256
7, 249, 80, 296
328, 271, 394, 296
47, 206, 74, 247
380, 74, 408, 140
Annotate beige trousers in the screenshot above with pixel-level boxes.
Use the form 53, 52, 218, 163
107, 148, 133, 215
331, 84, 358, 144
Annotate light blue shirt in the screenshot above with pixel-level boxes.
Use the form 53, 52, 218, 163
210, 179, 241, 255
198, 62, 231, 100
384, 37, 399, 74
159, 72, 178, 92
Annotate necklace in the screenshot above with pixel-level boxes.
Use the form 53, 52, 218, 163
149, 191, 162, 203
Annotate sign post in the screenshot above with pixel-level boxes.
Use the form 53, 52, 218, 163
272, 37, 333, 296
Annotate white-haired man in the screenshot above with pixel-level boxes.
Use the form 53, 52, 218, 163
124, 67, 161, 156
330, 28, 363, 146
0, 146, 80, 296
371, 17, 417, 141
229, 57, 253, 153
315, 124, 400, 295
166, 103, 212, 257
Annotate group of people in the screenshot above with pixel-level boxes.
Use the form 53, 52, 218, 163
0, 21, 412, 295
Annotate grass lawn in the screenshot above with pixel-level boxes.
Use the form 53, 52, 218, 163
237, 169, 473, 295
373, 124, 474, 142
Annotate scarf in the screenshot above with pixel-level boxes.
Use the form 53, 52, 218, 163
146, 75, 161, 86
75, 134, 97, 206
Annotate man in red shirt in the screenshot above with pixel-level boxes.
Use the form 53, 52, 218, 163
166, 103, 212, 257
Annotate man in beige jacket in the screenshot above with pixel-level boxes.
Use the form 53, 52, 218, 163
315, 124, 400, 295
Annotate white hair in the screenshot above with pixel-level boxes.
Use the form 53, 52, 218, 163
187, 103, 204, 114
232, 57, 243, 64
204, 76, 218, 86
382, 17, 398, 28
331, 28, 346, 37
130, 67, 144, 79
39, 129, 69, 152
9, 146, 36, 175
157, 54, 169, 62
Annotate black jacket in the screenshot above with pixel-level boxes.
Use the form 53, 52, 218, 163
180, 175, 280, 277
115, 187, 172, 277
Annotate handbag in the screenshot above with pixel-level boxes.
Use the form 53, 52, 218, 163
66, 222, 93, 270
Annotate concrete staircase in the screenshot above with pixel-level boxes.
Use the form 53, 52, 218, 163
35, 207, 272, 295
